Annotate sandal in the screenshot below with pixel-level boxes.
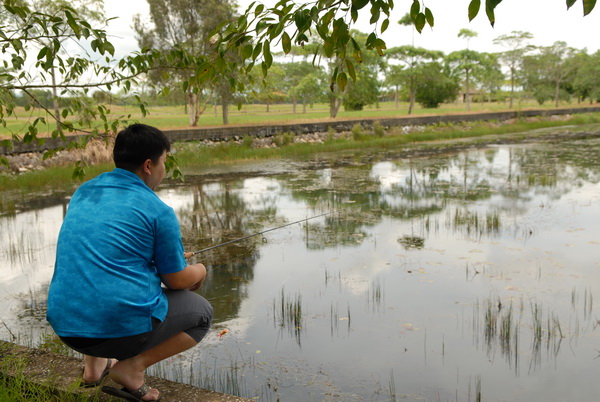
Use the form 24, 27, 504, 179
80, 358, 113, 388
102, 383, 161, 401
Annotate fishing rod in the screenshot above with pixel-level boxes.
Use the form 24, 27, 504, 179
187, 209, 337, 257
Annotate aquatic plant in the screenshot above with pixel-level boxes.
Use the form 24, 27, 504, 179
273, 289, 304, 343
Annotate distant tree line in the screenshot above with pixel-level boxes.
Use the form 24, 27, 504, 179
130, 2, 600, 120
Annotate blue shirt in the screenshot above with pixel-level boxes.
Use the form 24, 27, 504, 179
46, 168, 187, 338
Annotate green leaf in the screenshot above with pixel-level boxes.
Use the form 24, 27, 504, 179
64, 10, 81, 36
353, 49, 363, 63
104, 41, 115, 56
485, 2, 496, 25
583, 0, 597, 15
337, 71, 348, 92
294, 10, 306, 30
297, 33, 309, 44
345, 58, 356, 81
374, 38, 387, 56
11, 39, 22, 52
241, 44, 253, 59
468, 0, 481, 21
410, 0, 420, 21
566, 0, 576, 8
263, 40, 272, 67
72, 161, 87, 181
485, 0, 502, 25
282, 31, 292, 54
424, 8, 434, 27
237, 15, 248, 31
381, 18, 389, 33
252, 42, 262, 60
351, 7, 358, 22
37, 47, 47, 60
366, 32, 377, 48
352, 0, 370, 11
261, 61, 268, 77
415, 13, 426, 33
370, 7, 380, 24
323, 37, 334, 57
317, 24, 327, 40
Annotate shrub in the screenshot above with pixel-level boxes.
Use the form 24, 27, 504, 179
373, 121, 385, 137
273, 131, 295, 147
351, 123, 367, 141
283, 131, 295, 145
242, 135, 254, 148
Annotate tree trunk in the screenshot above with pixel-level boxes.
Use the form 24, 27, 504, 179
292, 97, 297, 113
394, 85, 399, 109
222, 98, 229, 125
408, 88, 416, 115
408, 77, 416, 115
509, 69, 515, 109
187, 90, 199, 126
188, 89, 211, 127
554, 80, 560, 107
51, 67, 61, 134
465, 69, 471, 112
329, 96, 342, 118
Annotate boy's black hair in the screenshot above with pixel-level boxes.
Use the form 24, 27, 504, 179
113, 124, 171, 172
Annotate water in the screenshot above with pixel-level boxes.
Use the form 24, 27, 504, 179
2, 134, 600, 400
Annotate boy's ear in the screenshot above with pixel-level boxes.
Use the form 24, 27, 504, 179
141, 159, 153, 174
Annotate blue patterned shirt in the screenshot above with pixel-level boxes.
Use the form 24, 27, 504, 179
47, 168, 187, 338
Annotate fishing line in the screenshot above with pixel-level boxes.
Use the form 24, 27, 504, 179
188, 209, 336, 256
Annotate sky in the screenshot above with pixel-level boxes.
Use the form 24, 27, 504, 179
103, 0, 600, 59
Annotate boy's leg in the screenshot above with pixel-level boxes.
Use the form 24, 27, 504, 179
107, 290, 212, 400
82, 355, 115, 383
108, 331, 197, 400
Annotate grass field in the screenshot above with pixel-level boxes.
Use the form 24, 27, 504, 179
1, 99, 590, 138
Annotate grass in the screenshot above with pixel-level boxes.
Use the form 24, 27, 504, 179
3, 110, 600, 198
1, 99, 595, 138
479, 295, 566, 373
451, 208, 501, 237
0, 349, 86, 402
273, 289, 303, 344
174, 112, 600, 169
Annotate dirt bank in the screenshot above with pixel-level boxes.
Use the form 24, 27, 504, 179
0, 340, 250, 401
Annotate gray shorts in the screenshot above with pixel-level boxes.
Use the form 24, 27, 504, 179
60, 289, 213, 360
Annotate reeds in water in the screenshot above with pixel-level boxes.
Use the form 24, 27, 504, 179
273, 289, 304, 343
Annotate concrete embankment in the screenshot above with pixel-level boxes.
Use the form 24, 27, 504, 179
0, 340, 249, 401
2, 106, 600, 155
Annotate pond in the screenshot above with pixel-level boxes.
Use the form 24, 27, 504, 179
2, 132, 600, 401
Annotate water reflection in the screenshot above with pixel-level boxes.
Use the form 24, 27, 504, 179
2, 137, 600, 400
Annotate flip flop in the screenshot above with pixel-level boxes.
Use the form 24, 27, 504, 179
102, 383, 161, 401
80, 358, 113, 388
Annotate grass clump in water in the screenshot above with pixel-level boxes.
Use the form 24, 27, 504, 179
273, 289, 304, 343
